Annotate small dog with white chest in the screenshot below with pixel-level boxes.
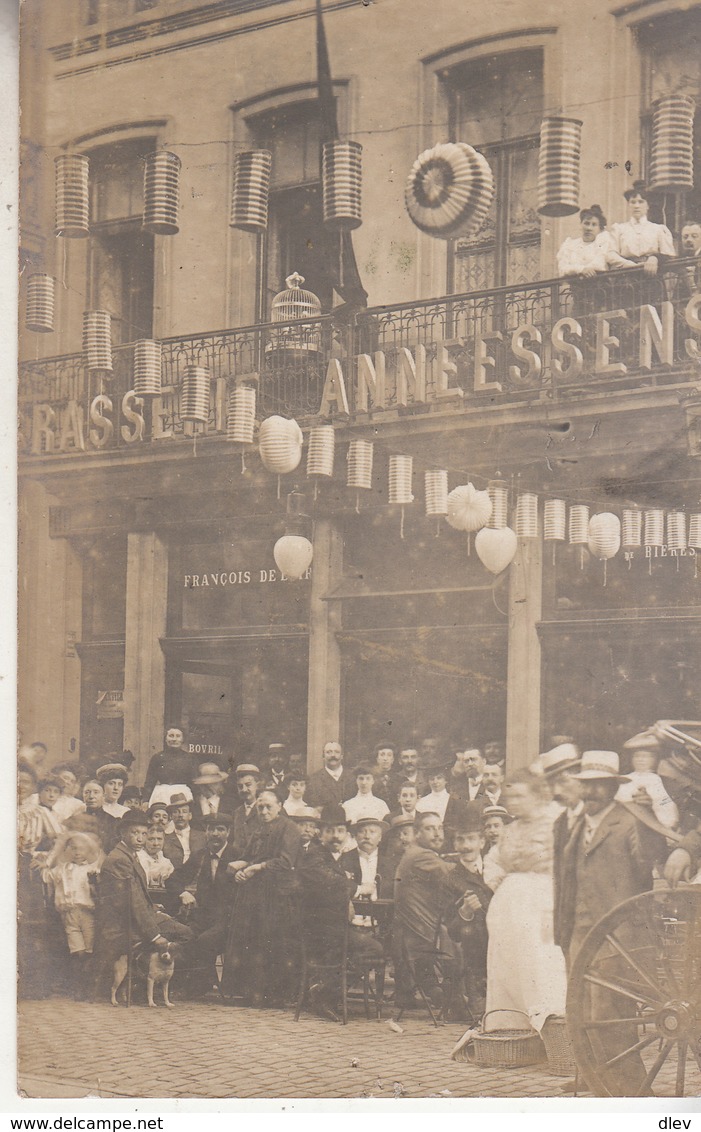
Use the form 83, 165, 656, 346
111, 944, 177, 1008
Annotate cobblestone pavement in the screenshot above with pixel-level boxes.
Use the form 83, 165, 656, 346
18, 996, 579, 1101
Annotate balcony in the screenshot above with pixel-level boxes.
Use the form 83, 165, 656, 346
19, 259, 701, 458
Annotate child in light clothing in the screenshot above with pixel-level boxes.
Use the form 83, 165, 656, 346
43, 832, 101, 997
137, 825, 175, 887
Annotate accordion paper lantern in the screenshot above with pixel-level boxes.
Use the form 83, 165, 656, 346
405, 142, 494, 240
544, 499, 566, 541
388, 455, 414, 505
622, 506, 642, 551
569, 504, 590, 545
588, 512, 621, 560
259, 415, 303, 475
347, 439, 374, 490
133, 340, 162, 397
515, 493, 539, 538
230, 150, 272, 233
667, 510, 687, 551
306, 425, 335, 478
143, 151, 181, 236
425, 469, 449, 517
475, 526, 518, 575
227, 385, 256, 445
322, 141, 362, 231
181, 366, 210, 424
446, 483, 492, 531
487, 479, 509, 530
538, 117, 583, 217
644, 508, 665, 548
26, 274, 55, 333
273, 535, 313, 581
688, 513, 701, 549
82, 311, 112, 372
649, 96, 695, 193
55, 154, 90, 238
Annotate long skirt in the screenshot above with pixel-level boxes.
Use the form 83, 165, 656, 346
485, 872, 567, 1031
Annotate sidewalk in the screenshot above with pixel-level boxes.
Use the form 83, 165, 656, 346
18, 997, 578, 1100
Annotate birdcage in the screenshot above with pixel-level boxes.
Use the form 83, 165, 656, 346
266, 272, 322, 356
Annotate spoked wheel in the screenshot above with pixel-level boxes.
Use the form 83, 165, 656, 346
567, 887, 701, 1097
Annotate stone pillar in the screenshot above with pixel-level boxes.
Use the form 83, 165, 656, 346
306, 519, 343, 774
123, 532, 168, 784
505, 535, 543, 771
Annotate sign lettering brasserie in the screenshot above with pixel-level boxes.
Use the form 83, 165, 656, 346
24, 295, 701, 455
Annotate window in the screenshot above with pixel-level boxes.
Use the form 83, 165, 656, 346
443, 49, 543, 293
637, 10, 701, 232
88, 138, 155, 343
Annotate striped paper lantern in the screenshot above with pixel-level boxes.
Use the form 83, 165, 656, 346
82, 310, 112, 372
425, 469, 449, 517
26, 274, 55, 333
568, 504, 590, 545
515, 492, 539, 538
133, 340, 162, 397
538, 117, 583, 217
180, 366, 210, 424
55, 154, 90, 238
644, 508, 665, 548
230, 150, 272, 233
389, 455, 414, 505
622, 506, 642, 551
143, 151, 181, 235
227, 385, 256, 444
347, 439, 374, 490
688, 513, 701, 549
544, 499, 566, 542
487, 479, 509, 530
649, 96, 695, 193
667, 510, 687, 551
307, 425, 335, 478
322, 141, 362, 231
405, 142, 494, 240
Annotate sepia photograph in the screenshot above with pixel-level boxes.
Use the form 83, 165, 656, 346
15, 0, 701, 1104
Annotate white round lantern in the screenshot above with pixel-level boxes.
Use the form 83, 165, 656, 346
447, 483, 492, 531
259, 415, 303, 475
588, 512, 621, 585
273, 535, 313, 581
405, 142, 494, 240
475, 526, 518, 575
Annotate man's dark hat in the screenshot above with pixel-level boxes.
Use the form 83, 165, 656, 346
146, 802, 169, 819
452, 802, 486, 835
167, 792, 192, 812
319, 803, 349, 827
121, 808, 150, 827
195, 811, 234, 829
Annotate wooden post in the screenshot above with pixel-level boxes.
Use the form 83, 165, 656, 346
124, 532, 168, 785
505, 534, 543, 771
306, 519, 343, 774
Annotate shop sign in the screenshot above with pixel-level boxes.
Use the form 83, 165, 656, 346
641, 545, 697, 558
96, 689, 124, 719
183, 566, 311, 587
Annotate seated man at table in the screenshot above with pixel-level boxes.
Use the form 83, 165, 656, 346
341, 816, 393, 899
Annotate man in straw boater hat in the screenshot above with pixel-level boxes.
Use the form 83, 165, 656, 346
191, 762, 229, 818
556, 750, 667, 1095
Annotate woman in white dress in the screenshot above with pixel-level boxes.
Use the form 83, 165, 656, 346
483, 769, 567, 1032
557, 204, 635, 277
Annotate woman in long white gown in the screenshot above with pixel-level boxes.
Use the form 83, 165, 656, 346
483, 769, 567, 1032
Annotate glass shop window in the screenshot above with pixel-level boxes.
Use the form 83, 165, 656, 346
82, 536, 128, 639
88, 138, 155, 343
443, 49, 544, 293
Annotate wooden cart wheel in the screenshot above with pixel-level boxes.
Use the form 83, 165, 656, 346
567, 887, 701, 1097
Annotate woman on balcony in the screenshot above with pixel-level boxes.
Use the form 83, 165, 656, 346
556, 204, 635, 277
610, 182, 676, 276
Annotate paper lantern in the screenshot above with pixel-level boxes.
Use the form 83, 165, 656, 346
180, 366, 210, 425
649, 96, 695, 193
644, 508, 664, 547
143, 151, 181, 235
425, 469, 449, 517
447, 483, 492, 531
487, 479, 509, 530
568, 504, 590, 545
515, 493, 538, 538
667, 510, 687, 551
322, 141, 362, 231
133, 340, 162, 397
347, 440, 374, 490
405, 142, 494, 240
273, 535, 313, 581
55, 153, 89, 238
538, 117, 582, 217
588, 513, 621, 559
689, 513, 701, 548
230, 150, 272, 233
227, 385, 256, 445
26, 274, 55, 333
307, 425, 335, 478
82, 310, 112, 372
259, 415, 303, 475
475, 526, 518, 575
622, 506, 642, 551
389, 455, 413, 504
544, 499, 566, 541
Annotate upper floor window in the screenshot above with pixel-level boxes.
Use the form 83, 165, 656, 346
443, 48, 544, 293
636, 9, 701, 234
87, 138, 155, 343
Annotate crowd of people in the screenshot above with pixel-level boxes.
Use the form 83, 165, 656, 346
17, 724, 701, 1093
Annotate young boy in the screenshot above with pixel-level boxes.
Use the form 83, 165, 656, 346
137, 825, 175, 887
282, 772, 308, 817
43, 832, 101, 997
445, 814, 492, 1021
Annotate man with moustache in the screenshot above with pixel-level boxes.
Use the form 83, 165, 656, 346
305, 741, 355, 808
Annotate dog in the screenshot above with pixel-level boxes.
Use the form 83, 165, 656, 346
111, 945, 176, 1008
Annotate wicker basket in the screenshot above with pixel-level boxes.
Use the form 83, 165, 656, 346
541, 1016, 577, 1076
451, 1010, 545, 1068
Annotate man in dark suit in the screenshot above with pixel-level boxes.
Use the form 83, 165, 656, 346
305, 742, 355, 809
92, 810, 169, 999
444, 809, 493, 1021
229, 764, 262, 856
396, 746, 428, 800
341, 817, 394, 899
162, 793, 206, 867
555, 751, 666, 1096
